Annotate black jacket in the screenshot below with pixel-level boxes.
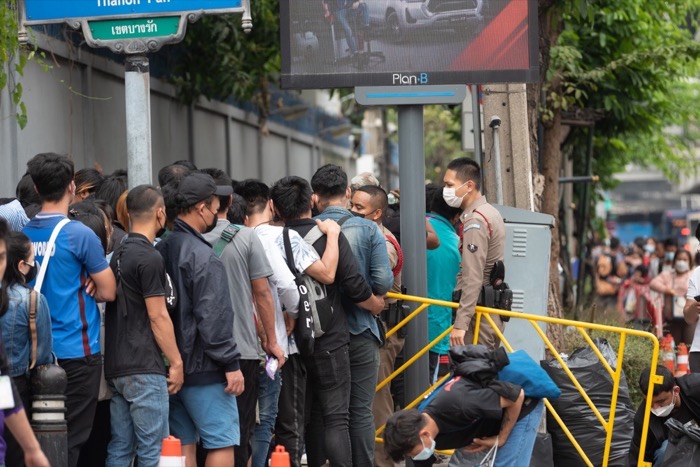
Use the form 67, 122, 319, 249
628, 373, 700, 465
156, 219, 240, 385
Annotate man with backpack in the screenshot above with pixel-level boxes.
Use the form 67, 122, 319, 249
200, 169, 282, 467
311, 165, 393, 467
271, 176, 384, 467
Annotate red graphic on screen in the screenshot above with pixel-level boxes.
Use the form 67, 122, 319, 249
450, 0, 529, 71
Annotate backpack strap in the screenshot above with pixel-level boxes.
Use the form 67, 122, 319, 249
303, 226, 324, 246
385, 234, 403, 277
34, 218, 70, 294
213, 224, 241, 257
28, 290, 37, 370
337, 215, 353, 226
282, 227, 299, 275
472, 209, 492, 237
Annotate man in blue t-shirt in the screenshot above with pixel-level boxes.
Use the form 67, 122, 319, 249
22, 153, 116, 467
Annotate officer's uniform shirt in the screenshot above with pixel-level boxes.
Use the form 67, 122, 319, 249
454, 195, 505, 332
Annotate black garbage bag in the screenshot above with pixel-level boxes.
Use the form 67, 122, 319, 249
662, 418, 700, 466
542, 338, 635, 466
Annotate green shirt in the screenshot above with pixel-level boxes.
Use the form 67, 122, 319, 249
427, 213, 462, 355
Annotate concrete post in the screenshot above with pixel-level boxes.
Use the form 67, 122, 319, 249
481, 83, 534, 210
125, 56, 152, 188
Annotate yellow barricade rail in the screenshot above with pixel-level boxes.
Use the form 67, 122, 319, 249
374, 292, 660, 467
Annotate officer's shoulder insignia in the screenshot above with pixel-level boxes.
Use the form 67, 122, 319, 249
467, 244, 478, 253
463, 223, 481, 233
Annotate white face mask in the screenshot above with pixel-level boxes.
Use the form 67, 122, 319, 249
651, 395, 675, 418
443, 181, 469, 208
412, 436, 436, 461
675, 260, 690, 273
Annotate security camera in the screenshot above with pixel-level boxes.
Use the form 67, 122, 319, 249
489, 116, 501, 129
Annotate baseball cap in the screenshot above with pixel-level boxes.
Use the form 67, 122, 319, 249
178, 173, 233, 207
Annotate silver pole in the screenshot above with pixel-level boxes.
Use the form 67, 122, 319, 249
125, 56, 152, 188
471, 86, 483, 187
490, 115, 504, 205
398, 105, 428, 404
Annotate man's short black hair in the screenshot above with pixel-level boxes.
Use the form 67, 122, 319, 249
639, 365, 675, 397
446, 157, 481, 190
16, 172, 42, 208
26, 153, 75, 203
664, 237, 678, 248
270, 176, 312, 221
383, 409, 426, 462
199, 168, 233, 213
158, 163, 192, 188
69, 201, 108, 254
161, 182, 179, 223
311, 164, 348, 198
610, 237, 620, 250
234, 179, 270, 215
227, 194, 248, 224
173, 160, 198, 171
127, 185, 163, 220
356, 185, 389, 212
95, 173, 128, 214
430, 186, 462, 221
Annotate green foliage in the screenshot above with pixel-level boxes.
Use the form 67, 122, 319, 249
549, 0, 700, 183
0, 0, 28, 128
424, 105, 463, 181
171, 0, 280, 117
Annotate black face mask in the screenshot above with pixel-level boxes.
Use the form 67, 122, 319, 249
204, 210, 218, 234
156, 213, 167, 238
24, 262, 38, 284
311, 204, 321, 218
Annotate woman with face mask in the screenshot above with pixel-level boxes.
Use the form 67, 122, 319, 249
649, 250, 694, 344
0, 231, 54, 466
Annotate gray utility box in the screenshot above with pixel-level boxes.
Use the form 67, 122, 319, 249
495, 205, 555, 361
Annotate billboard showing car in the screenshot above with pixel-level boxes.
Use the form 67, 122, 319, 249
280, 0, 538, 89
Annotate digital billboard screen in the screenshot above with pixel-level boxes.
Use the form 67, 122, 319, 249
280, 0, 538, 89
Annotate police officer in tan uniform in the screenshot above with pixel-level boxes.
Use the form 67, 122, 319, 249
443, 157, 506, 349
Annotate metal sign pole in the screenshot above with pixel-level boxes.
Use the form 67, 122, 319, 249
125, 56, 152, 188
398, 105, 428, 404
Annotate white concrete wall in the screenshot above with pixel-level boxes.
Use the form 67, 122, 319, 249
0, 33, 351, 196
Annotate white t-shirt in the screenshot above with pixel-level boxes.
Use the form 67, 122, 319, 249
685, 265, 700, 353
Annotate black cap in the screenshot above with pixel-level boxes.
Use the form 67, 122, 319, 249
178, 173, 233, 207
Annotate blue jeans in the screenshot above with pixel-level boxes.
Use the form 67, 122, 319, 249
653, 439, 668, 467
349, 334, 380, 467
335, 4, 369, 54
251, 367, 282, 467
305, 344, 352, 467
106, 374, 169, 467
447, 400, 544, 467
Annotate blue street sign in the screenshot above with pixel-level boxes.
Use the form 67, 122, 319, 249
25, 0, 243, 23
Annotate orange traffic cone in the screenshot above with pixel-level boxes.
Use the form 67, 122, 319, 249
661, 338, 675, 373
270, 445, 291, 467
159, 436, 185, 467
676, 343, 690, 376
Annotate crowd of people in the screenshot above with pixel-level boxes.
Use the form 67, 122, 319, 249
591, 235, 700, 346
0, 152, 552, 467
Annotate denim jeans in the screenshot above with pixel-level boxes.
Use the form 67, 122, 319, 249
106, 373, 169, 467
653, 439, 668, 467
335, 4, 369, 54
305, 344, 352, 467
349, 334, 380, 467
447, 399, 545, 467
252, 366, 282, 467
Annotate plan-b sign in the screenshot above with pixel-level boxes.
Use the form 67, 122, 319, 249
24, 0, 243, 24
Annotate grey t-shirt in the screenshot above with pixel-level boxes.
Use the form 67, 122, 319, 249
204, 219, 273, 360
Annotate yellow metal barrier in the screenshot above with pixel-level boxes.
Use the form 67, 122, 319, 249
374, 292, 661, 467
